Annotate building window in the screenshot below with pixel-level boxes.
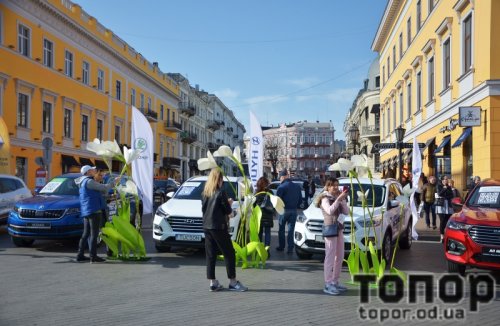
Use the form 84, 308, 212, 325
392, 99, 396, 129
375, 76, 380, 88
407, 82, 412, 118
399, 91, 404, 125
140, 94, 144, 110
82, 61, 90, 85
81, 115, 88, 142
43, 39, 53, 68
17, 93, 29, 127
443, 38, 451, 89
147, 97, 151, 111
115, 80, 121, 100
428, 0, 435, 13
131, 88, 136, 106
416, 71, 422, 112
65, 50, 73, 77
407, 17, 412, 47
97, 118, 103, 140
416, 1, 422, 31
160, 104, 164, 120
387, 56, 390, 76
392, 46, 396, 69
114, 125, 121, 143
428, 57, 435, 101
399, 33, 403, 60
382, 66, 385, 85
18, 24, 30, 57
97, 69, 104, 91
16, 157, 27, 182
64, 108, 72, 138
463, 14, 472, 74
42, 101, 51, 133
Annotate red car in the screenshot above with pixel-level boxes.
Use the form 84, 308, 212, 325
444, 179, 500, 275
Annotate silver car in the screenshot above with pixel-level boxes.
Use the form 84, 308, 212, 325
0, 175, 32, 223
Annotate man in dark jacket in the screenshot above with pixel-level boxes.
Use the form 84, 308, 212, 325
75, 165, 115, 263
276, 169, 302, 253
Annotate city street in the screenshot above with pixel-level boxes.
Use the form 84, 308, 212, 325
0, 215, 499, 326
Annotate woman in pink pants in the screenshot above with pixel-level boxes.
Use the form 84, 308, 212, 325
316, 177, 349, 295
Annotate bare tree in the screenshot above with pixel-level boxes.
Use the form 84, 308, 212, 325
265, 136, 279, 180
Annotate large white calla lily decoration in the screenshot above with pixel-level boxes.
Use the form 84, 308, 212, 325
87, 138, 122, 158
329, 158, 354, 172
269, 194, 285, 215
123, 145, 141, 165
213, 145, 233, 158
396, 183, 414, 206
117, 179, 138, 196
197, 150, 218, 171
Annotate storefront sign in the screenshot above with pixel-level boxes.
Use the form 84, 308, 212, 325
459, 106, 481, 127
439, 118, 459, 133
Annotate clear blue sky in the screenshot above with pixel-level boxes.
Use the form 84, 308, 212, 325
76, 0, 386, 140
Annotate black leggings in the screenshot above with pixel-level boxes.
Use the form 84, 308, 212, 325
439, 214, 452, 235
204, 229, 236, 280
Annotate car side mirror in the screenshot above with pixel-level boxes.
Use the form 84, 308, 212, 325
389, 200, 400, 209
166, 191, 174, 198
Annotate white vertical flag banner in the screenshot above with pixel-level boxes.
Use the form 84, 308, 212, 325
410, 136, 422, 240
131, 106, 153, 215
249, 111, 263, 191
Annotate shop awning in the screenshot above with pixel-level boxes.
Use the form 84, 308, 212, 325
79, 157, 94, 166
94, 159, 108, 170
61, 154, 79, 167
421, 137, 436, 153
433, 136, 451, 154
452, 127, 472, 148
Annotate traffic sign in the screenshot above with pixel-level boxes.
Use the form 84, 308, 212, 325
402, 143, 426, 148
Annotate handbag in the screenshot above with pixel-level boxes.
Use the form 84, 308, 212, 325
322, 222, 339, 238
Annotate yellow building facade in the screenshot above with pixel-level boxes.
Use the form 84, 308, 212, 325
0, 0, 180, 189
372, 0, 500, 192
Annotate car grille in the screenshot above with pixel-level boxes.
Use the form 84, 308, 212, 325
167, 216, 203, 233
468, 225, 500, 246
305, 219, 355, 235
19, 209, 66, 219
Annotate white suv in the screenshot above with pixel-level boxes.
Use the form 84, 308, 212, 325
152, 176, 244, 252
0, 175, 32, 223
293, 178, 412, 261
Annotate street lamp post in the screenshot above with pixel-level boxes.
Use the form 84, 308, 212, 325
394, 126, 406, 184
349, 125, 360, 155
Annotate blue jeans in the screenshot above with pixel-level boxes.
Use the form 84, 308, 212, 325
259, 226, 271, 246
278, 209, 297, 251
77, 211, 102, 258
423, 202, 436, 227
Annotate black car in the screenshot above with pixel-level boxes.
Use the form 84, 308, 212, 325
153, 178, 179, 207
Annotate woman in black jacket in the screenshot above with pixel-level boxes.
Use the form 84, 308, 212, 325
202, 168, 247, 292
435, 175, 454, 242
254, 177, 275, 248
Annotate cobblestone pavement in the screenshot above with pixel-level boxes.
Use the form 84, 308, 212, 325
0, 215, 498, 326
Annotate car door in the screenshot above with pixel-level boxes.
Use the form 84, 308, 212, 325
0, 177, 11, 217
386, 182, 403, 239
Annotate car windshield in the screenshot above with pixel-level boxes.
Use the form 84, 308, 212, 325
39, 177, 79, 196
329, 183, 386, 207
174, 181, 238, 200
466, 186, 500, 208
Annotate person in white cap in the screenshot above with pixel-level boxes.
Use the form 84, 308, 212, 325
74, 165, 116, 263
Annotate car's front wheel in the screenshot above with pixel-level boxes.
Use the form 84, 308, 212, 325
11, 237, 34, 247
399, 218, 412, 250
381, 231, 392, 262
447, 260, 466, 276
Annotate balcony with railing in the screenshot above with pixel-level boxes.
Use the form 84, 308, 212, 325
180, 131, 197, 144
207, 120, 221, 131
144, 109, 158, 122
361, 125, 380, 138
207, 142, 217, 151
178, 101, 196, 117
164, 120, 182, 132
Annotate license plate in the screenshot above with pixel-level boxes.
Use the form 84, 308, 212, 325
315, 235, 325, 243
27, 222, 51, 229
482, 247, 500, 257
175, 234, 202, 242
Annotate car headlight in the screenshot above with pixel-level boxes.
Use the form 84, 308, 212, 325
13, 206, 19, 213
65, 207, 80, 215
297, 214, 307, 223
446, 220, 472, 231
156, 206, 169, 218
